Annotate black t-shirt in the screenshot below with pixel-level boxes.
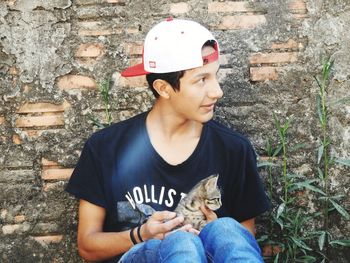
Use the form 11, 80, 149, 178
66, 111, 270, 233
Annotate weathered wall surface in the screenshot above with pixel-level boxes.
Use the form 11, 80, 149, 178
0, 0, 349, 262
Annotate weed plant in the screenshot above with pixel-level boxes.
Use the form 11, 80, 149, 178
259, 57, 350, 262
90, 79, 113, 128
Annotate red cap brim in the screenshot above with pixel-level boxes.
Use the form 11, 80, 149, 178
121, 62, 150, 77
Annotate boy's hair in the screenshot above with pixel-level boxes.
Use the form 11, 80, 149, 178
146, 40, 216, 98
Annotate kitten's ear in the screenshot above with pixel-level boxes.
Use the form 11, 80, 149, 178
205, 174, 219, 190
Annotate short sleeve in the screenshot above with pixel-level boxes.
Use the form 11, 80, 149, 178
65, 140, 107, 208
231, 144, 270, 222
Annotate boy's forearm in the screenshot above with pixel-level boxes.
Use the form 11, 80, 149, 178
78, 230, 133, 261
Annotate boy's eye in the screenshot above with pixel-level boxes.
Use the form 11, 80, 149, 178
198, 77, 205, 84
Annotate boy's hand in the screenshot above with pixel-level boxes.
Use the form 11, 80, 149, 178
200, 205, 217, 223
141, 211, 184, 240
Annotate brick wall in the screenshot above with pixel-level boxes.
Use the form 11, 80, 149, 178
1, 0, 349, 262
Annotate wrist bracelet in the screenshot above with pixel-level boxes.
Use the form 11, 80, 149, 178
129, 227, 137, 245
137, 225, 144, 243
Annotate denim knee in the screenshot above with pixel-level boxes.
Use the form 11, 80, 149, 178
163, 230, 203, 248
159, 231, 206, 262
144, 239, 162, 250
201, 217, 249, 237
199, 217, 263, 263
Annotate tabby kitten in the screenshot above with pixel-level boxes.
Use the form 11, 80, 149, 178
174, 174, 221, 231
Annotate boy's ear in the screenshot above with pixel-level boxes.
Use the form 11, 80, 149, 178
153, 79, 171, 99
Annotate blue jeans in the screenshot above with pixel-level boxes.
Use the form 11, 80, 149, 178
118, 217, 264, 262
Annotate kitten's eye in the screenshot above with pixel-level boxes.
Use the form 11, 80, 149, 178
207, 198, 219, 204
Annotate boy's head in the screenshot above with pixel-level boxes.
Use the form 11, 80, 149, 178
121, 19, 220, 98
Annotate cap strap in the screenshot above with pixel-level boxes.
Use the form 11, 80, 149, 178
202, 42, 219, 64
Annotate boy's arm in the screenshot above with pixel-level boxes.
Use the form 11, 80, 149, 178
77, 199, 187, 261
240, 218, 256, 236
77, 199, 133, 261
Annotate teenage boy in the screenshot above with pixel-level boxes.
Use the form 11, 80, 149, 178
66, 18, 270, 262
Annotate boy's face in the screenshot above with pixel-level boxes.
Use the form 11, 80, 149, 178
167, 45, 223, 123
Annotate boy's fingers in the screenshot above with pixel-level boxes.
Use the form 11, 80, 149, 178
189, 228, 200, 235
159, 216, 184, 232
200, 205, 217, 221
179, 224, 193, 232
152, 211, 177, 221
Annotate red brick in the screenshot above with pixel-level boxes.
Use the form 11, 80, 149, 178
250, 67, 279, 81
2, 223, 30, 234
2, 224, 20, 234
5, 0, 16, 7
21, 129, 63, 138
42, 168, 74, 181
249, 52, 298, 64
75, 43, 105, 58
271, 39, 303, 50
126, 28, 139, 34
288, 0, 307, 14
14, 215, 26, 223
208, 2, 253, 13
76, 0, 124, 4
42, 158, 60, 167
124, 42, 143, 56
23, 85, 32, 93
15, 114, 64, 128
292, 13, 309, 19
1, 209, 7, 219
0, 136, 7, 143
170, 2, 190, 14
17, 101, 69, 114
78, 29, 114, 36
57, 75, 97, 90
43, 182, 64, 192
32, 235, 63, 247
9, 66, 18, 75
77, 21, 122, 36
216, 15, 266, 30
12, 135, 22, 145
42, 158, 73, 181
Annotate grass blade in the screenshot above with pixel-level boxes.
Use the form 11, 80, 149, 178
317, 145, 324, 164
316, 94, 324, 125
330, 240, 350, 247
329, 199, 350, 220
290, 237, 313, 251
257, 161, 278, 168
276, 203, 286, 219
335, 159, 350, 167
318, 231, 326, 251
292, 181, 326, 196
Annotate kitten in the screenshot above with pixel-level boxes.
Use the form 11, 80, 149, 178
174, 174, 222, 231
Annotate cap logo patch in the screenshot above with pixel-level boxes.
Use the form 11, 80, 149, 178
149, 61, 156, 68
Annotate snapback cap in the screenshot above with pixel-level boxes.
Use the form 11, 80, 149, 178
121, 18, 219, 77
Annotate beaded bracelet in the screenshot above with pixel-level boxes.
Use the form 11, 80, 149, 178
129, 227, 137, 245
136, 225, 144, 243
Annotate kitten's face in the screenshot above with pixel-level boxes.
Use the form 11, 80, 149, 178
203, 175, 221, 211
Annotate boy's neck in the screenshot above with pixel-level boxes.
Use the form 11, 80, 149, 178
145, 101, 203, 165
146, 101, 203, 142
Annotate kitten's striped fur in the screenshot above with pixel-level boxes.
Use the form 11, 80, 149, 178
174, 174, 221, 231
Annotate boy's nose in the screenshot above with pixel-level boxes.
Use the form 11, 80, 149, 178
208, 80, 223, 99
